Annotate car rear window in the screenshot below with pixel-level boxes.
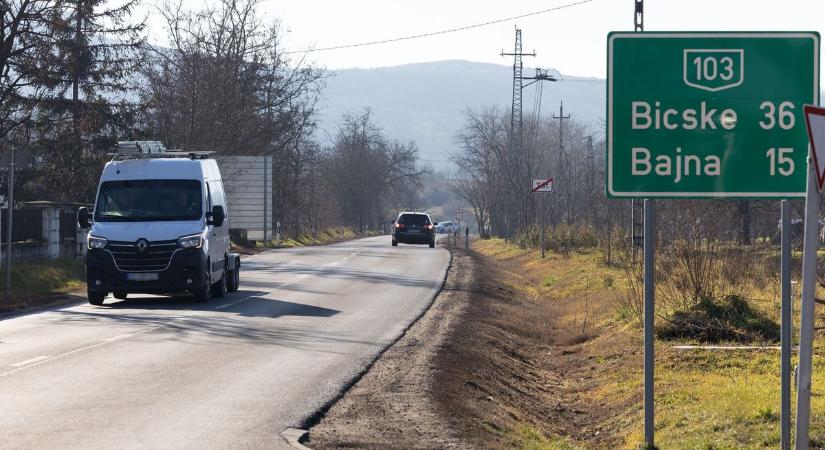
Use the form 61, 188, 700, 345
398, 214, 430, 226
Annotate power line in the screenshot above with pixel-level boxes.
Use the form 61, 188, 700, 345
283, 0, 596, 55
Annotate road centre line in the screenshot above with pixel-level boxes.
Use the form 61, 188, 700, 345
0, 324, 165, 378
10, 355, 52, 367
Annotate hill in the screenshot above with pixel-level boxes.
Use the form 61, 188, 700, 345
315, 60, 605, 171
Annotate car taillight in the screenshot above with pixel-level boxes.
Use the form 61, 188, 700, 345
395, 223, 405, 229
425, 224, 433, 230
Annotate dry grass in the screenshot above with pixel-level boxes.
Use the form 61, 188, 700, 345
473, 238, 825, 449
0, 259, 85, 313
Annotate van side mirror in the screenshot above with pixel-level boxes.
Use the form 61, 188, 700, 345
208, 205, 225, 227
77, 207, 91, 229
433, 222, 439, 226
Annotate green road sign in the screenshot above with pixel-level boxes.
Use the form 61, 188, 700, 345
607, 32, 820, 198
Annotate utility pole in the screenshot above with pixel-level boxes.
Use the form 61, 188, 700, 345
501, 27, 535, 166
585, 134, 595, 226
501, 27, 536, 230
553, 102, 571, 223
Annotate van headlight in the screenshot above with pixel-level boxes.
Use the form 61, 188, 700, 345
178, 234, 204, 249
88, 235, 108, 250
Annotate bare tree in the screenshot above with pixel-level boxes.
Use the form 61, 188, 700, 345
322, 109, 426, 232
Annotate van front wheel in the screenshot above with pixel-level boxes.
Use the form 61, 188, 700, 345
212, 264, 227, 298
88, 291, 105, 306
194, 268, 211, 303
227, 258, 240, 292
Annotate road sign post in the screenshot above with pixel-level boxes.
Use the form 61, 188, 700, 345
532, 179, 553, 259
607, 32, 819, 448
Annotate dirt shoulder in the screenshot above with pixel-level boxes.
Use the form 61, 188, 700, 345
307, 240, 643, 450
307, 242, 473, 449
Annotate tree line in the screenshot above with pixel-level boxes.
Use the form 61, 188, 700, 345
451, 106, 790, 253
1, 0, 425, 237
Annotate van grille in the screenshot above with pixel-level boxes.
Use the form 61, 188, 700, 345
107, 240, 178, 272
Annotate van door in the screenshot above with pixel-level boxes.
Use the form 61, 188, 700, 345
208, 180, 229, 278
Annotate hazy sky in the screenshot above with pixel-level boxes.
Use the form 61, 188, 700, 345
142, 0, 825, 79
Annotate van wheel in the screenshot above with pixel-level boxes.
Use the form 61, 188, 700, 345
88, 291, 105, 306
227, 258, 240, 292
113, 291, 127, 300
392, 239, 398, 247
212, 263, 227, 298
194, 268, 211, 303
429, 241, 435, 248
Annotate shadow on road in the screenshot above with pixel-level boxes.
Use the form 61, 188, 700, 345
45, 292, 357, 352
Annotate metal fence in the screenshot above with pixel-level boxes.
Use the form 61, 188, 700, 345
0, 209, 43, 243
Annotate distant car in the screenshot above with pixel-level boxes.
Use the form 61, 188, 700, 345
392, 212, 436, 248
436, 221, 456, 234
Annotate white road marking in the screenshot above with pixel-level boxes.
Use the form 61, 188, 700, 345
103, 333, 135, 342
0, 325, 165, 378
10, 355, 52, 367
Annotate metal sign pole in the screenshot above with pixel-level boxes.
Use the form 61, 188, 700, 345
795, 165, 820, 449
643, 198, 655, 449
540, 193, 546, 259
780, 199, 792, 450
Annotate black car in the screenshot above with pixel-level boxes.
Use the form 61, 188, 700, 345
392, 212, 436, 248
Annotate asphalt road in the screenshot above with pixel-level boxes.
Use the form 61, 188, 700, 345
0, 236, 450, 449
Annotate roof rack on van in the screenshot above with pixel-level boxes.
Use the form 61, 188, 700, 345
111, 141, 215, 161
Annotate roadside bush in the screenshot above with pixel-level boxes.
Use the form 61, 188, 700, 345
657, 295, 779, 343
614, 238, 783, 343
615, 261, 644, 327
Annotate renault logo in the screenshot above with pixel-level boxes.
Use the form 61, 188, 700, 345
135, 238, 149, 253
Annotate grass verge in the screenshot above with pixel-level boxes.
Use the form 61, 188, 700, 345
0, 258, 85, 313
472, 238, 825, 449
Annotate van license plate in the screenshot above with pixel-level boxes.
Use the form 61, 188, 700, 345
127, 273, 159, 281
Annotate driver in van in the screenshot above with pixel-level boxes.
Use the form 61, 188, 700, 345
174, 190, 197, 216
109, 190, 134, 214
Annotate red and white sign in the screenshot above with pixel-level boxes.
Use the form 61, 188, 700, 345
532, 178, 553, 193
804, 105, 825, 191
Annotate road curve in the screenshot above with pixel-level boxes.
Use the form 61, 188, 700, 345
0, 236, 450, 449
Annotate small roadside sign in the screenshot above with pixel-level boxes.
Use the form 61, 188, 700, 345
804, 105, 825, 191
532, 178, 553, 193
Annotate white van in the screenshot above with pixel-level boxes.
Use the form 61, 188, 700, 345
78, 142, 241, 305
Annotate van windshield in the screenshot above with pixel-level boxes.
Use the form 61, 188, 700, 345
95, 180, 203, 222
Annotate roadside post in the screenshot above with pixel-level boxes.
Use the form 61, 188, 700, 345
276, 221, 281, 245
5, 144, 13, 300
607, 32, 819, 448
465, 226, 469, 250
797, 104, 825, 447
532, 178, 553, 258
456, 208, 463, 247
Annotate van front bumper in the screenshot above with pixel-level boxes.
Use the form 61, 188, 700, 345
86, 248, 208, 295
